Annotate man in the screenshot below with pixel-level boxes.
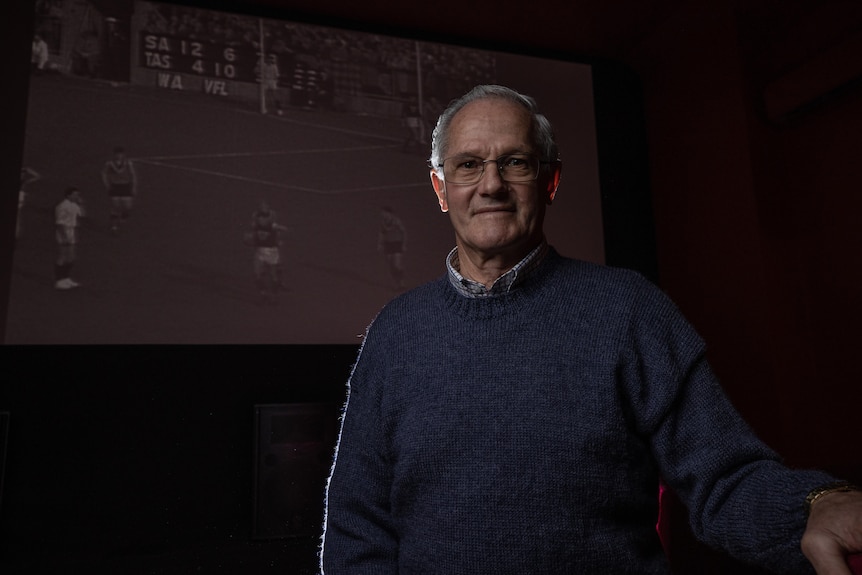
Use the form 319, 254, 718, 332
259, 54, 283, 115
377, 206, 406, 291
249, 200, 287, 305
320, 85, 862, 574
31, 33, 49, 73
54, 186, 85, 290
18, 166, 41, 239
101, 146, 137, 234
401, 103, 424, 153
73, 31, 100, 78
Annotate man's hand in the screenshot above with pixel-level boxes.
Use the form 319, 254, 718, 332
802, 490, 862, 574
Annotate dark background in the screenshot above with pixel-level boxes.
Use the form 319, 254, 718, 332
3, 0, 862, 574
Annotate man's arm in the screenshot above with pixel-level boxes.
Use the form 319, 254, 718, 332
100, 163, 110, 190
320, 333, 399, 574
129, 161, 138, 196
21, 167, 41, 186
621, 275, 836, 573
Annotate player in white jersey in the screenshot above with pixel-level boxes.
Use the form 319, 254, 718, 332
54, 186, 85, 290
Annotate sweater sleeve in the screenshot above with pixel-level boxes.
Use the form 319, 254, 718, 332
320, 324, 399, 574
620, 276, 834, 574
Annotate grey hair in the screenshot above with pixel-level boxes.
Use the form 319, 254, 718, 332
428, 85, 559, 169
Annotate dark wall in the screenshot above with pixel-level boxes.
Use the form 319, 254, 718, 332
628, 2, 862, 475
628, 4, 862, 573
0, 344, 356, 572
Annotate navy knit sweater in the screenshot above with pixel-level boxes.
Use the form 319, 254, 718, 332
321, 248, 832, 574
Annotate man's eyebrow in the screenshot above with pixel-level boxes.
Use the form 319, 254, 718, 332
448, 148, 532, 159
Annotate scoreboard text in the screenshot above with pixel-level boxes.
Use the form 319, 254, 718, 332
140, 33, 261, 83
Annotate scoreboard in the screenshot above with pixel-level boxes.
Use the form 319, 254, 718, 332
139, 33, 261, 83
135, 30, 331, 107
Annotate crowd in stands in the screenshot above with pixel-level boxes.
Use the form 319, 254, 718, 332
139, 0, 495, 102
34, 0, 65, 18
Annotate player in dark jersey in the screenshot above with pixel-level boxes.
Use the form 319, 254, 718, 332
249, 200, 288, 305
101, 146, 137, 234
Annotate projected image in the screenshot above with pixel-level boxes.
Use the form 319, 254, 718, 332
5, 0, 602, 344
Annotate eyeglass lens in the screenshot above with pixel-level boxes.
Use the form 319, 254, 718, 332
443, 155, 538, 184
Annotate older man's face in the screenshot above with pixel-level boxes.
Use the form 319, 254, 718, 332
430, 97, 558, 267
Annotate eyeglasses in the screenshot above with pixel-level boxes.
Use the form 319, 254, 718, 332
430, 154, 548, 185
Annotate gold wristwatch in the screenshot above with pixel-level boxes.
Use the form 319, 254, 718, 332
804, 481, 860, 516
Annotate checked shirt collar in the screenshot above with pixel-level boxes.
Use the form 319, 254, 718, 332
446, 239, 549, 298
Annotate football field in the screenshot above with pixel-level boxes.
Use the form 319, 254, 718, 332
6, 73, 452, 344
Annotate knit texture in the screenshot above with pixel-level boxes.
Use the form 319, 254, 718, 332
321, 248, 832, 574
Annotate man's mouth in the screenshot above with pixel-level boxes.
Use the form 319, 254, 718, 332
473, 205, 515, 215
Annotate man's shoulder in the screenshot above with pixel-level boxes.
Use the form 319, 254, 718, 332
542, 252, 677, 319
357, 278, 448, 351
373, 277, 446, 318
547, 250, 653, 292
547, 253, 688, 334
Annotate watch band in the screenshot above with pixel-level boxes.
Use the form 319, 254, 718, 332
804, 481, 861, 516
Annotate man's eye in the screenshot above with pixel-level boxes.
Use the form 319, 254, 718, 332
504, 156, 527, 167
458, 160, 479, 170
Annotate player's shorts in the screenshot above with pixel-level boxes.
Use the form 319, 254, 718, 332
108, 183, 133, 197
382, 241, 404, 256
55, 225, 77, 245
255, 246, 280, 265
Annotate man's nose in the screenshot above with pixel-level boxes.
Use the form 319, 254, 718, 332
478, 161, 506, 194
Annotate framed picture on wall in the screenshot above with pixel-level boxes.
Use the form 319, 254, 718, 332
252, 402, 338, 539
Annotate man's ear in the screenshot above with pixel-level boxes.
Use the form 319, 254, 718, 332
430, 170, 448, 213
546, 162, 562, 204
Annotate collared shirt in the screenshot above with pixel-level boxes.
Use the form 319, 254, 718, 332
446, 240, 549, 298
55, 198, 84, 228
55, 198, 84, 246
